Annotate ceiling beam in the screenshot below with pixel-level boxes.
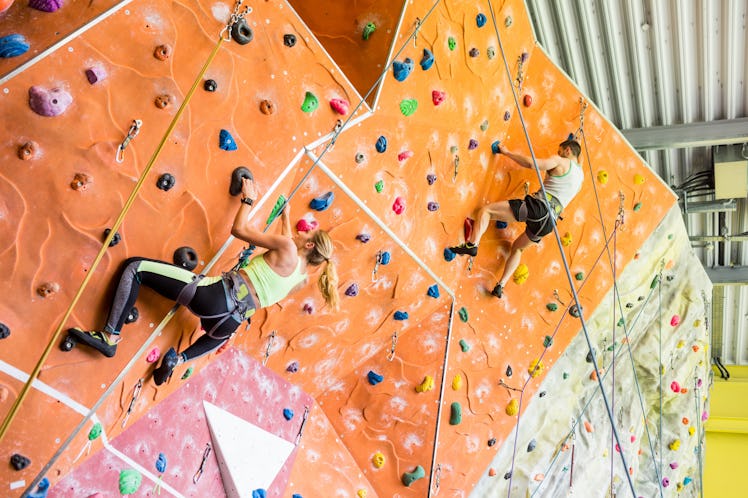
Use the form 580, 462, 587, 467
706, 266, 748, 285
622, 118, 748, 150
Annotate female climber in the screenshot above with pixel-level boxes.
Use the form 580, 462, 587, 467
67, 176, 339, 385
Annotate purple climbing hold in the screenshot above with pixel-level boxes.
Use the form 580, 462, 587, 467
286, 361, 299, 373
367, 370, 384, 385
302, 303, 313, 314
392, 58, 414, 81
345, 283, 359, 297
29, 0, 64, 12
520, 52, 529, 63
28, 86, 72, 117
468, 139, 479, 150
426, 173, 437, 185
503, 111, 511, 121
469, 47, 480, 58
427, 201, 439, 212
85, 65, 107, 84
356, 233, 371, 243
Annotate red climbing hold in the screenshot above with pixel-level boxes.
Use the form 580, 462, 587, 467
432, 90, 446, 106
392, 197, 405, 214
523, 94, 532, 107
398, 150, 414, 162
330, 98, 349, 116
296, 219, 318, 232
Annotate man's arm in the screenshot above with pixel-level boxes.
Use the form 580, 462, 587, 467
498, 144, 560, 171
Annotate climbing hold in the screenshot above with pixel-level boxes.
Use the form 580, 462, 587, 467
394, 311, 409, 321
354, 152, 366, 164
124, 307, 139, 324
662, 478, 670, 488
670, 314, 681, 327
85, 65, 107, 84
103, 228, 121, 247
372, 451, 385, 468
487, 438, 496, 447
218, 129, 238, 151
367, 371, 383, 385
505, 16, 513, 27
634, 173, 646, 185
633, 202, 643, 211
426, 173, 437, 185
562, 372, 569, 379
528, 358, 544, 377
296, 219, 318, 233
70, 172, 92, 191
283, 408, 294, 420
539, 391, 546, 397
575, 271, 584, 281
476, 13, 487, 28
431, 90, 446, 106
118, 469, 142, 495
153, 44, 171, 61
684, 477, 693, 485
259, 99, 274, 115
357, 490, 367, 498
154, 94, 171, 109
504, 471, 512, 480
392, 58, 414, 82
398, 150, 414, 161
345, 283, 359, 297
427, 284, 440, 298
0, 34, 30, 58
399, 99, 418, 116
503, 111, 511, 121
29, 86, 72, 117
420, 48, 434, 70
402, 465, 426, 487
597, 170, 609, 184
375, 135, 387, 153
585, 349, 596, 363
36, 282, 59, 298
448, 37, 456, 51
512, 263, 529, 284
449, 402, 462, 425
669, 439, 681, 451
29, 0, 62, 11
17, 141, 37, 160
362, 22, 376, 41
427, 201, 439, 212
569, 304, 582, 318
505, 399, 518, 416
310, 191, 334, 211
286, 361, 299, 373
173, 247, 198, 270
415, 375, 434, 393
155, 453, 167, 473
230, 18, 253, 45
468, 139, 479, 150
561, 232, 573, 246
491, 140, 501, 154
301, 91, 319, 113
449, 145, 459, 155
181, 367, 194, 380
283, 34, 296, 47
229, 166, 253, 196
452, 374, 462, 390
670, 462, 679, 469
521, 52, 529, 63
488, 468, 497, 477
10, 453, 30, 470
203, 79, 217, 92
329, 98, 349, 115
146, 347, 160, 363
670, 381, 680, 393
527, 439, 537, 452
543, 335, 553, 348
252, 490, 266, 498
0, 323, 10, 339
469, 47, 480, 58
688, 426, 696, 435
392, 196, 406, 214
356, 233, 370, 243
480, 119, 489, 131
506, 365, 513, 377
523, 94, 533, 107
378, 251, 391, 265
458, 307, 468, 322
459, 339, 470, 352
156, 172, 175, 190
584, 420, 594, 432
546, 303, 558, 312
443, 248, 456, 261
487, 46, 496, 59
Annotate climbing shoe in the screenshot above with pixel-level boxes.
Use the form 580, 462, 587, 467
68, 328, 117, 357
491, 283, 504, 299
449, 242, 478, 257
153, 347, 179, 386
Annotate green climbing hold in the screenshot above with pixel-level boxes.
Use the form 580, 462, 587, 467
607, 342, 617, 351
459, 339, 470, 352
480, 119, 489, 131
449, 402, 462, 425
181, 366, 194, 380
617, 317, 625, 327
458, 307, 468, 322
399, 98, 418, 116
301, 91, 319, 113
633, 202, 642, 211
575, 272, 584, 281
119, 469, 143, 495
448, 37, 456, 51
88, 423, 102, 440
543, 335, 553, 348
450, 145, 459, 155
505, 16, 513, 27
546, 303, 558, 312
562, 372, 569, 379
362, 22, 376, 40
487, 47, 496, 59
266, 195, 287, 225
402, 465, 426, 487
374, 180, 384, 193
650, 275, 660, 289
667, 233, 673, 240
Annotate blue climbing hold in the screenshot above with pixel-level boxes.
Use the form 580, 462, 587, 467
367, 370, 384, 385
376, 135, 387, 153
568, 133, 575, 141
420, 48, 434, 71
476, 13, 487, 28
394, 311, 409, 320
392, 58, 414, 81
27, 477, 50, 498
444, 248, 456, 262
310, 191, 334, 211
292, 495, 303, 498
0, 34, 30, 58
491, 140, 501, 154
155, 453, 167, 473
219, 129, 237, 151
427, 284, 440, 298
252, 490, 267, 498
684, 477, 692, 486
495, 220, 508, 229
283, 408, 294, 420
379, 251, 391, 265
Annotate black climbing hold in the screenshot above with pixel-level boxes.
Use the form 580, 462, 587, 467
124, 306, 139, 324
203, 79, 217, 92
527, 439, 537, 452
469, 47, 480, 57
569, 304, 581, 318
487, 438, 496, 447
586, 349, 596, 363
505, 365, 512, 377
504, 471, 512, 480
229, 167, 253, 196
156, 173, 175, 191
426, 173, 437, 185
0, 322, 9, 339
103, 228, 121, 247
539, 391, 546, 397
283, 34, 296, 47
230, 18, 253, 45
638, 295, 645, 301
625, 302, 634, 308
173, 246, 198, 271
666, 275, 674, 282
11, 453, 30, 471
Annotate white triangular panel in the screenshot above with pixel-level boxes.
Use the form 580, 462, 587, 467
203, 401, 295, 497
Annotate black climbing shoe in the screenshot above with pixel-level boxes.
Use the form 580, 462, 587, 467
68, 328, 118, 357
491, 283, 504, 299
449, 242, 478, 257
153, 347, 179, 386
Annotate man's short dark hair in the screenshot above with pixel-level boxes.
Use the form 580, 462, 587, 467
559, 139, 581, 158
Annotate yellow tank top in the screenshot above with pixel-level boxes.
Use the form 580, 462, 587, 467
241, 254, 307, 308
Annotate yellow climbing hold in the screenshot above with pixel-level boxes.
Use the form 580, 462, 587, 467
694, 319, 702, 327
505, 398, 518, 416
452, 374, 462, 391
561, 232, 573, 246
596, 170, 609, 184
634, 173, 646, 185
357, 489, 367, 498
528, 358, 544, 377
416, 375, 434, 393
372, 451, 385, 468
669, 439, 681, 451
688, 426, 695, 436
513, 263, 529, 285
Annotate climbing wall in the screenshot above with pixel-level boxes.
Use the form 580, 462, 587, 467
0, 0, 708, 497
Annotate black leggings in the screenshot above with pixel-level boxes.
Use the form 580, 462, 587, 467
105, 258, 244, 361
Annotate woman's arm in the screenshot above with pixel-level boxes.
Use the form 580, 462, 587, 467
231, 178, 295, 252
280, 202, 292, 237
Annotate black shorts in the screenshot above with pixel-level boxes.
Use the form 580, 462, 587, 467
508, 195, 554, 242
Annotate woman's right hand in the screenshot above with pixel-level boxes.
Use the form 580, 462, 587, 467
241, 177, 258, 201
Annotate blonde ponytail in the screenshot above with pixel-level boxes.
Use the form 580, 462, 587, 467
307, 230, 340, 311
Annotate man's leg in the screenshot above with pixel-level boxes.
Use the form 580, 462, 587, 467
492, 232, 534, 298
451, 201, 515, 255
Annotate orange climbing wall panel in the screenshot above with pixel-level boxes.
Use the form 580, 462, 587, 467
0, 0, 677, 496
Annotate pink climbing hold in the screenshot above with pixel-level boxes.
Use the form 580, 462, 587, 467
392, 196, 405, 214
302, 303, 313, 314
296, 219, 318, 232
701, 410, 709, 421
329, 98, 349, 115
146, 347, 161, 363
398, 150, 414, 162
670, 314, 680, 327
670, 381, 680, 393
669, 462, 678, 469
28, 86, 73, 116
431, 90, 446, 106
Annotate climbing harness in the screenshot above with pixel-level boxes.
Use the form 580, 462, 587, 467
115, 119, 142, 163
295, 405, 309, 445
192, 443, 212, 484
262, 330, 276, 366
121, 378, 143, 429
386, 330, 398, 361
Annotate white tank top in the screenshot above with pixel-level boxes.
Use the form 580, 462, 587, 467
542, 159, 583, 210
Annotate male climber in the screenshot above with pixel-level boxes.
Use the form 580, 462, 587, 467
449, 139, 584, 298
